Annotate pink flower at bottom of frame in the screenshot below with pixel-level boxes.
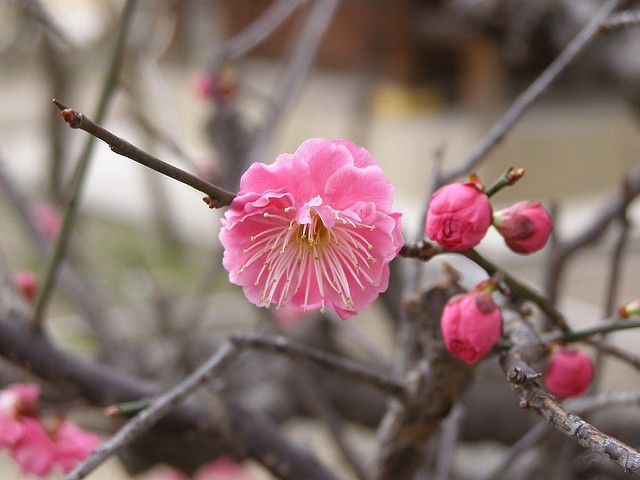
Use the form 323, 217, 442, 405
193, 457, 249, 480
219, 138, 403, 320
544, 347, 593, 399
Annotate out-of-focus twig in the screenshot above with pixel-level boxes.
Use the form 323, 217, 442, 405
440, 0, 621, 184
32, 0, 138, 328
63, 343, 240, 480
545, 164, 640, 306
209, 0, 309, 70
230, 333, 407, 401
245, 0, 340, 168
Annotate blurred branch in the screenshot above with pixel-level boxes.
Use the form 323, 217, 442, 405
0, 312, 339, 480
52, 101, 237, 207
441, 0, 621, 184
245, 0, 340, 167
16, 0, 75, 49
230, 333, 407, 401
545, 164, 640, 306
209, 0, 309, 70
64, 343, 240, 480
603, 9, 640, 31
585, 339, 640, 371
33, 0, 139, 328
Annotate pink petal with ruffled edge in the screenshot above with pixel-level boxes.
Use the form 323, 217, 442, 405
220, 139, 403, 319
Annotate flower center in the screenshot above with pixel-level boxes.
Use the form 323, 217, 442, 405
237, 202, 379, 314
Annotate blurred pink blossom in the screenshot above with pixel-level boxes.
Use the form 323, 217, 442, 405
220, 138, 403, 320
0, 383, 100, 477
32, 202, 62, 240
12, 270, 38, 303
193, 457, 248, 480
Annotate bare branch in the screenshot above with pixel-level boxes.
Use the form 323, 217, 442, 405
245, 0, 340, 168
64, 343, 240, 480
210, 0, 309, 69
32, 0, 139, 328
52, 101, 236, 208
230, 333, 407, 401
441, 0, 622, 184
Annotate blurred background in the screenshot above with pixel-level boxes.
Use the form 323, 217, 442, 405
1, 0, 640, 478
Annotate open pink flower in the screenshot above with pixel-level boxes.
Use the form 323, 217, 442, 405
0, 383, 100, 477
440, 289, 503, 364
426, 182, 492, 251
220, 139, 403, 320
544, 347, 593, 398
493, 201, 553, 254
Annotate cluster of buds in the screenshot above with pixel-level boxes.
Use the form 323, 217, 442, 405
426, 173, 552, 254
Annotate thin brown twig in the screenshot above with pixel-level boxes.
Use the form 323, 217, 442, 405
440, 0, 622, 184
463, 249, 571, 332
52, 100, 236, 208
500, 309, 640, 475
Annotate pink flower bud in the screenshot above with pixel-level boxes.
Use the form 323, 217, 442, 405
618, 297, 640, 318
426, 182, 492, 251
440, 290, 503, 364
544, 347, 593, 398
12, 270, 38, 303
493, 201, 553, 254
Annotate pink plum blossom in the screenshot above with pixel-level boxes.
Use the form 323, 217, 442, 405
0, 383, 100, 476
440, 289, 503, 364
544, 347, 593, 398
219, 138, 403, 320
426, 182, 492, 251
493, 200, 553, 254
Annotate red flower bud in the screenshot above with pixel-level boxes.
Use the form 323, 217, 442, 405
12, 270, 38, 303
440, 290, 502, 364
493, 201, 553, 254
544, 347, 593, 398
426, 182, 492, 251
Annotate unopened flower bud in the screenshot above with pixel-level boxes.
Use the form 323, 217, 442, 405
426, 182, 492, 251
12, 270, 38, 303
618, 297, 640, 318
493, 201, 552, 254
544, 347, 593, 398
440, 289, 503, 364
